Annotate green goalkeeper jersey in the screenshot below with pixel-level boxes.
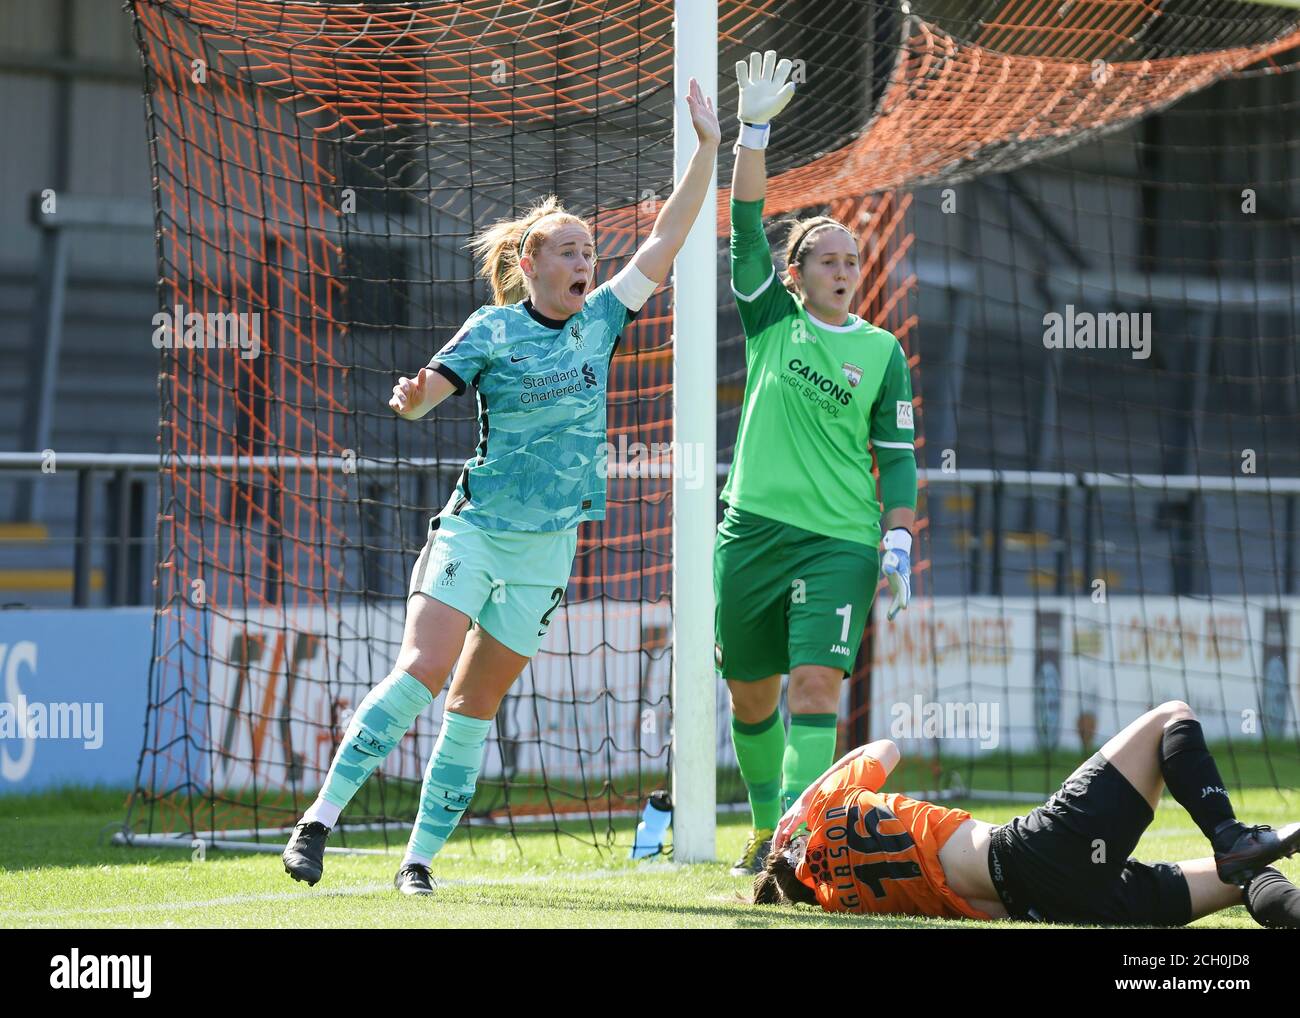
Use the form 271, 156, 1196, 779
721, 197, 916, 548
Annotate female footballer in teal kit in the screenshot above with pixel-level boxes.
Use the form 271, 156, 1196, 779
717, 52, 918, 875
282, 80, 721, 895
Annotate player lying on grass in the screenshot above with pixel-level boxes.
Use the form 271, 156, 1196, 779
717, 50, 917, 876
281, 79, 720, 895
753, 700, 1300, 927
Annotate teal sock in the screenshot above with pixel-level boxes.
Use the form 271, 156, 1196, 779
403, 711, 493, 866
313, 669, 432, 816
781, 713, 838, 812
731, 710, 785, 831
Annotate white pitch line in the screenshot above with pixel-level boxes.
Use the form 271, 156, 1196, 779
1, 863, 679, 923
2, 881, 397, 921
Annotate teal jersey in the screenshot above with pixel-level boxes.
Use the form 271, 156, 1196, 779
428, 282, 635, 532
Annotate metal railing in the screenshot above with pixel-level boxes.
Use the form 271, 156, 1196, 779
0, 452, 1296, 606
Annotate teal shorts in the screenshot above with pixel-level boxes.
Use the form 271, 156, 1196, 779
408, 512, 577, 658
713, 505, 880, 681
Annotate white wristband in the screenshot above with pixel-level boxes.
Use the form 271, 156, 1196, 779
734, 121, 770, 152
883, 528, 913, 554
608, 262, 658, 313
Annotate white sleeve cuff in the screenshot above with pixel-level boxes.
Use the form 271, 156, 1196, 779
882, 528, 912, 554
608, 262, 659, 313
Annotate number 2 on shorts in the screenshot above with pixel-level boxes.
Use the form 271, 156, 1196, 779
537, 587, 564, 636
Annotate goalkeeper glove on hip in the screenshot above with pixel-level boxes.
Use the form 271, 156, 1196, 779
881, 528, 912, 621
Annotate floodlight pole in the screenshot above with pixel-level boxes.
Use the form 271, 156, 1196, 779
670, 0, 718, 863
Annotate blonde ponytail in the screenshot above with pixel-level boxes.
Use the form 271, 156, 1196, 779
469, 195, 590, 306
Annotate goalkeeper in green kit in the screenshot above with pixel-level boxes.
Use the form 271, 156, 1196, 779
717, 51, 917, 875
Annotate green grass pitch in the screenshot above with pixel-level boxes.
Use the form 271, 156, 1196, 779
2, 785, 1295, 929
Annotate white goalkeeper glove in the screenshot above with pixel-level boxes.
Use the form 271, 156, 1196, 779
881, 528, 912, 621
734, 50, 796, 150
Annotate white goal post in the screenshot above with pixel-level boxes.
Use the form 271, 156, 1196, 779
670, 0, 719, 863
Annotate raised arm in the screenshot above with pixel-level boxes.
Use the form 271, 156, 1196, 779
772, 739, 901, 851
731, 123, 767, 203
624, 78, 720, 287
729, 51, 797, 326
732, 50, 794, 202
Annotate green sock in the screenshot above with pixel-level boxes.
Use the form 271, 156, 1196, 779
782, 713, 838, 812
731, 709, 785, 831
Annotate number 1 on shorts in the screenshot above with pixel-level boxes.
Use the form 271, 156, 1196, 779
835, 603, 851, 643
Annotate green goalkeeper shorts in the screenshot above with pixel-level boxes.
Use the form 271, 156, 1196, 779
409, 512, 577, 659
713, 505, 880, 681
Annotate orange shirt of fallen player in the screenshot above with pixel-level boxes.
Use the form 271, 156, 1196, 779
794, 755, 993, 919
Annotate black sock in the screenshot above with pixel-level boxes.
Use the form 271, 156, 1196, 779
1245, 867, 1300, 928
1159, 718, 1239, 850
